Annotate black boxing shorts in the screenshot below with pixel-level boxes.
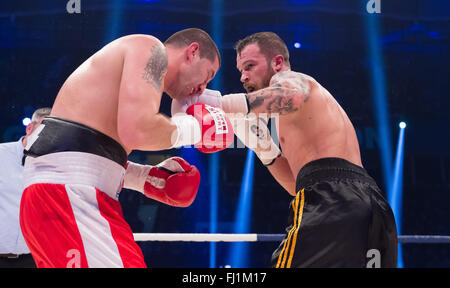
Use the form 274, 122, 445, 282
271, 157, 398, 268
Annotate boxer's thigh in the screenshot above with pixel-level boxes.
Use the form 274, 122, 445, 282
273, 181, 373, 268
63, 184, 146, 267
20, 183, 89, 268
94, 188, 147, 268
368, 188, 398, 268
20, 183, 146, 268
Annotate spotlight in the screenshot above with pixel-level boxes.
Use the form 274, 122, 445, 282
399, 122, 406, 129
294, 42, 302, 49
22, 117, 31, 126
429, 31, 440, 39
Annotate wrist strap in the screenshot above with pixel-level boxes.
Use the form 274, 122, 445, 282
257, 138, 282, 166
170, 115, 201, 148
263, 152, 282, 167
123, 161, 152, 192
222, 93, 249, 114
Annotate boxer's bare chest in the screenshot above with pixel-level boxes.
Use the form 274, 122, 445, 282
274, 84, 361, 176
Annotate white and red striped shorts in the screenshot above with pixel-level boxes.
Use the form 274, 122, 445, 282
20, 152, 146, 268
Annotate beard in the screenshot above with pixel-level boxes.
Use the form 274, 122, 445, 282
262, 67, 276, 88
245, 65, 276, 93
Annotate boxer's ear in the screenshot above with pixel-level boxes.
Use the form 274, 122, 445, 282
186, 42, 200, 63
25, 122, 34, 136
271, 55, 285, 73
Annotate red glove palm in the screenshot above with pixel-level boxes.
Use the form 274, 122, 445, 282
124, 157, 200, 207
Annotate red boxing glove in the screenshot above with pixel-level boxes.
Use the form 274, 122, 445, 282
186, 103, 234, 153
123, 157, 200, 207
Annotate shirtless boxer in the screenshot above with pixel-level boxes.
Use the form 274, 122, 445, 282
173, 32, 398, 267
19, 28, 233, 268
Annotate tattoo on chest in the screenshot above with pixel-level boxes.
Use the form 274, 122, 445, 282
142, 43, 168, 91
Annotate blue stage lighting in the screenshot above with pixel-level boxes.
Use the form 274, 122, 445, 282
22, 117, 31, 126
428, 31, 440, 39
399, 122, 406, 129
209, 0, 223, 268
390, 124, 406, 267
209, 154, 219, 268
364, 13, 393, 201
104, 0, 123, 43
294, 42, 302, 49
229, 149, 255, 268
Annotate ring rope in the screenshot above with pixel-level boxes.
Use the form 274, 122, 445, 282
133, 233, 450, 244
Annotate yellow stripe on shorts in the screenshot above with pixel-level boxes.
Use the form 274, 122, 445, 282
276, 189, 305, 268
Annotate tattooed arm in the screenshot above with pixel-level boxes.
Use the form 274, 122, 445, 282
248, 71, 311, 115
117, 35, 177, 151
222, 71, 311, 117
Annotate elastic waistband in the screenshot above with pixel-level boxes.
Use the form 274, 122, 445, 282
24, 116, 128, 167
23, 152, 125, 200
296, 157, 377, 191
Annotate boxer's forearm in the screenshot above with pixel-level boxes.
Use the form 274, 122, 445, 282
247, 85, 305, 116
266, 155, 297, 196
222, 85, 306, 116
223, 71, 311, 116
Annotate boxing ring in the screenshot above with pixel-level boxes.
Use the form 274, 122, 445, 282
134, 233, 450, 243
132, 233, 450, 268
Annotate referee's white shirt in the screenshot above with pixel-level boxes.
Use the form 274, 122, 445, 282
0, 138, 30, 255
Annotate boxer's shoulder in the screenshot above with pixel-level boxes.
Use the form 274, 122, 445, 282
112, 34, 165, 57
91, 34, 165, 65
122, 35, 167, 63
272, 70, 315, 84
270, 70, 313, 97
117, 34, 163, 46
115, 34, 168, 89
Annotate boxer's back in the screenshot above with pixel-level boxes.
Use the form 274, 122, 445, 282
51, 35, 158, 152
276, 72, 362, 177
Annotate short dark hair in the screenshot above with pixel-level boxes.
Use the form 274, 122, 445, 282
164, 28, 221, 65
235, 32, 290, 68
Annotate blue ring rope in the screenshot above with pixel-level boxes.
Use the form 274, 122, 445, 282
133, 233, 450, 243
257, 234, 450, 243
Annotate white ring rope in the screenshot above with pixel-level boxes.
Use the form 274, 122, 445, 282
134, 233, 258, 242
133, 233, 450, 243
